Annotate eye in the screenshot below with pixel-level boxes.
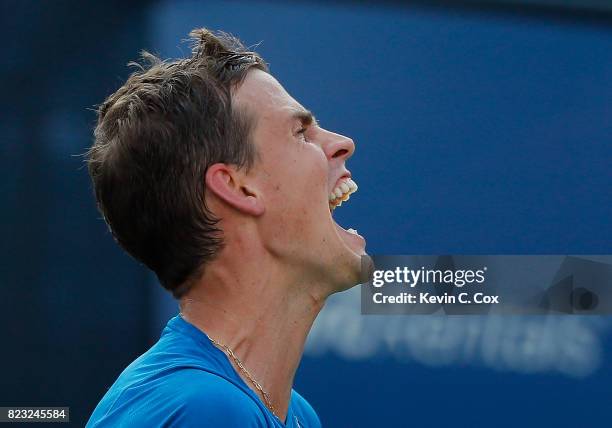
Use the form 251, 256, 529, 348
296, 127, 308, 142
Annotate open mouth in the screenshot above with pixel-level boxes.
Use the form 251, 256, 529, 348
328, 177, 363, 241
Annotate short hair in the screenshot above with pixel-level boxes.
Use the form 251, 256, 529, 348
87, 28, 268, 298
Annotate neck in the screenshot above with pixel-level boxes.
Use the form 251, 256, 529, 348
179, 252, 328, 422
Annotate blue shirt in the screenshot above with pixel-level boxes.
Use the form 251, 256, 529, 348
87, 315, 321, 428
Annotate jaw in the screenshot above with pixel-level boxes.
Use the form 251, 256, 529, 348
326, 207, 367, 291
332, 218, 366, 257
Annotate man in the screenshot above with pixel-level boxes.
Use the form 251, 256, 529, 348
86, 28, 366, 427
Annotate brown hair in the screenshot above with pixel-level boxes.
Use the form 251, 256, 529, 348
87, 28, 268, 298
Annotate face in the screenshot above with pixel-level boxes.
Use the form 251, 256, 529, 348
233, 69, 366, 292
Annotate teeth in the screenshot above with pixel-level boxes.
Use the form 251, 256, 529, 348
347, 228, 358, 235
329, 178, 358, 211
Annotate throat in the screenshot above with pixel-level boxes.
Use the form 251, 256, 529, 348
179, 283, 323, 421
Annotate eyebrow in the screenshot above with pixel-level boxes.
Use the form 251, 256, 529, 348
291, 108, 319, 127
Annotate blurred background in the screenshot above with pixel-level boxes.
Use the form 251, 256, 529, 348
1, 0, 611, 426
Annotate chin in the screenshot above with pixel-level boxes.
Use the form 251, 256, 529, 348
328, 221, 367, 292
333, 221, 366, 256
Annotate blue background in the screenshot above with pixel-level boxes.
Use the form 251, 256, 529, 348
1, 1, 611, 426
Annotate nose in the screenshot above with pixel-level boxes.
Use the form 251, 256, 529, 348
321, 129, 355, 162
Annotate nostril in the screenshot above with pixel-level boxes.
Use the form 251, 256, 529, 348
332, 149, 349, 158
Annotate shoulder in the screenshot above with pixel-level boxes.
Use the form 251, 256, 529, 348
164, 369, 267, 427
88, 368, 268, 428
291, 389, 322, 428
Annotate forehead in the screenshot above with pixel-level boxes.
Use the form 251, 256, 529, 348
233, 68, 305, 125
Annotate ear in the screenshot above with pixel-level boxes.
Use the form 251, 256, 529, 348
205, 163, 264, 216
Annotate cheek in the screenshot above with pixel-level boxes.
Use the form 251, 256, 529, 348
270, 146, 328, 221
295, 146, 328, 201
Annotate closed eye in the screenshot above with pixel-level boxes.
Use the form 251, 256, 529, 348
291, 108, 318, 143
296, 127, 308, 141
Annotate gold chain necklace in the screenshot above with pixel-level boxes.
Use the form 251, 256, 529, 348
207, 335, 279, 419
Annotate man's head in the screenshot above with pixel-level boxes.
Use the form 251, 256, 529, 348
220, 68, 367, 293
88, 28, 365, 299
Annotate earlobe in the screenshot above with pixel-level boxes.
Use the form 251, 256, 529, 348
205, 164, 264, 216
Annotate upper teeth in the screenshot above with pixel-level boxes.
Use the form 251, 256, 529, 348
329, 178, 358, 210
